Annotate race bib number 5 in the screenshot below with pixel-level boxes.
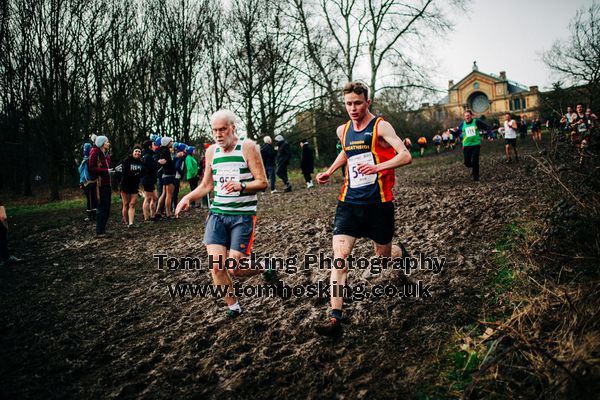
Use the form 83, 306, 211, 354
348, 152, 377, 188
215, 167, 240, 196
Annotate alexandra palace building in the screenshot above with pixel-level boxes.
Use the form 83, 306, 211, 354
419, 61, 541, 125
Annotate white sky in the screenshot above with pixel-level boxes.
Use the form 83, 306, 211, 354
431, 0, 592, 94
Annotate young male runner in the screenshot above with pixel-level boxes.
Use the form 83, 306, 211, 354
176, 110, 274, 318
454, 110, 492, 182
503, 113, 519, 162
314, 81, 412, 337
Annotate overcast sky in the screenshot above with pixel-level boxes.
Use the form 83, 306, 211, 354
431, 0, 592, 93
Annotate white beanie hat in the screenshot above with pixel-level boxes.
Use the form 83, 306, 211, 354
275, 135, 284, 142
95, 135, 108, 148
160, 136, 173, 147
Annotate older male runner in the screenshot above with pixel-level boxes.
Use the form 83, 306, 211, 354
314, 81, 412, 337
176, 109, 274, 318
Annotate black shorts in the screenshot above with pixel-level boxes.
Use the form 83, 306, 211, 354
120, 185, 139, 195
505, 138, 517, 147
161, 175, 176, 186
333, 201, 394, 245
142, 183, 155, 192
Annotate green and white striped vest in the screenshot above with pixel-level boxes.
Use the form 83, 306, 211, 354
210, 136, 257, 215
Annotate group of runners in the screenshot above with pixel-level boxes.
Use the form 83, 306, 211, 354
77, 79, 597, 337
174, 81, 514, 337
411, 130, 459, 156
559, 104, 598, 164
412, 113, 546, 160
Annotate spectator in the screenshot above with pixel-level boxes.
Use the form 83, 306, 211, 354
0, 200, 22, 266
300, 139, 315, 188
78, 143, 97, 222
89, 135, 113, 237
119, 145, 143, 227
185, 146, 200, 207
141, 139, 158, 222
274, 134, 292, 192
260, 136, 277, 193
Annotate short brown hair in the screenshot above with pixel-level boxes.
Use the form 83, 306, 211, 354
464, 109, 473, 115
343, 81, 369, 100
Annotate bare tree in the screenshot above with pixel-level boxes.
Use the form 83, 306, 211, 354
149, 0, 210, 142
543, 1, 600, 108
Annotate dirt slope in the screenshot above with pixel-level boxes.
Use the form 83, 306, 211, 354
0, 144, 544, 399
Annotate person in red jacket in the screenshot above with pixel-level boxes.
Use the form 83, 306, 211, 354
89, 136, 113, 237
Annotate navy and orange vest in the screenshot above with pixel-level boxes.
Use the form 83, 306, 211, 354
339, 117, 395, 204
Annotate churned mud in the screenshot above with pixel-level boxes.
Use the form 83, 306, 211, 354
0, 142, 546, 399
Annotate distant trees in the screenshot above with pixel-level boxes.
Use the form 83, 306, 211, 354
0, 0, 459, 198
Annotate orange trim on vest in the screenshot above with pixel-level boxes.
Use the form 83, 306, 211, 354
372, 117, 396, 202
339, 122, 352, 202
371, 117, 387, 202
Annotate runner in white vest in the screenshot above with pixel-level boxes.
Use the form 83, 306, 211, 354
176, 110, 273, 318
503, 113, 519, 163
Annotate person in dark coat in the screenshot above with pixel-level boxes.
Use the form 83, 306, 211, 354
300, 139, 315, 188
260, 136, 277, 192
89, 135, 113, 237
274, 134, 292, 192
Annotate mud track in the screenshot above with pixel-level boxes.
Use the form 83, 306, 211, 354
0, 144, 545, 399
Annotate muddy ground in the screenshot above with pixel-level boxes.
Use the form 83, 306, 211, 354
1, 141, 547, 399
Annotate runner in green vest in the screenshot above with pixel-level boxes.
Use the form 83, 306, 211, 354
454, 109, 492, 181
176, 109, 274, 318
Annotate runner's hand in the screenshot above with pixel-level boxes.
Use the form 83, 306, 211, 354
222, 181, 241, 194
357, 163, 379, 175
175, 197, 190, 216
316, 171, 330, 184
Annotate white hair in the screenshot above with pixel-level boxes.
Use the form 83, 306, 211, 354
263, 136, 272, 144
210, 109, 238, 126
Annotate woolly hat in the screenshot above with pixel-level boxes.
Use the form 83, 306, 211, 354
95, 135, 108, 148
83, 143, 92, 157
275, 134, 284, 142
154, 137, 162, 147
160, 136, 173, 147
186, 146, 195, 155
176, 143, 187, 152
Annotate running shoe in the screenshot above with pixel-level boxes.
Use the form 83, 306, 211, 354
315, 318, 343, 337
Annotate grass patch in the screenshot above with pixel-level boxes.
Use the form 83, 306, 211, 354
421, 220, 528, 398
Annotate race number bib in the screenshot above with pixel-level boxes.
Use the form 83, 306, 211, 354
465, 126, 477, 137
215, 167, 240, 196
347, 153, 377, 189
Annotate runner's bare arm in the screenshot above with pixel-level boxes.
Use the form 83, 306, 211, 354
316, 125, 348, 184
176, 145, 215, 215
222, 139, 268, 194
357, 121, 411, 175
